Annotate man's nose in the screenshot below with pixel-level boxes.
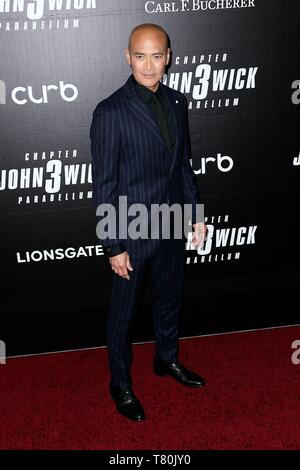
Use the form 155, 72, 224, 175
145, 57, 152, 70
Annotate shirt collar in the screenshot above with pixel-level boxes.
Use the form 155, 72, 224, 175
131, 74, 164, 103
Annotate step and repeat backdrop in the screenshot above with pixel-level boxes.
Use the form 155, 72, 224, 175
1, 1, 299, 354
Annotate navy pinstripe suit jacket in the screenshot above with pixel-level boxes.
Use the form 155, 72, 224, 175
90, 74, 201, 259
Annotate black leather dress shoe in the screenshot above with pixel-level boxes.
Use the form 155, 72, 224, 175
153, 360, 206, 388
109, 383, 145, 422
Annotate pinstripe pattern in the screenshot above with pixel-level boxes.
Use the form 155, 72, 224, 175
106, 237, 186, 387
90, 74, 201, 387
90, 74, 201, 259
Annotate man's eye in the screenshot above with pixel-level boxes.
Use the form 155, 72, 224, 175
154, 56, 162, 60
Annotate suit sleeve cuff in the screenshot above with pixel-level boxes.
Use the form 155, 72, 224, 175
191, 203, 204, 225
102, 243, 126, 257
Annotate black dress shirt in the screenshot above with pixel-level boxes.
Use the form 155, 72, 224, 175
102, 75, 177, 258
132, 74, 177, 154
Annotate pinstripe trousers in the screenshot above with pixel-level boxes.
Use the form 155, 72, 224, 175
106, 236, 186, 388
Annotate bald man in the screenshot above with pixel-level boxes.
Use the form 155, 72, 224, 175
90, 23, 206, 422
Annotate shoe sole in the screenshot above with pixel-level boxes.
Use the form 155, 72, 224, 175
117, 408, 146, 422
154, 369, 206, 387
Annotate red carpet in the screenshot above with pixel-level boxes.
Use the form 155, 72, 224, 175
0, 326, 300, 450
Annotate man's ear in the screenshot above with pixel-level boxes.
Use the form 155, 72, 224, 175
125, 48, 131, 66
166, 47, 170, 65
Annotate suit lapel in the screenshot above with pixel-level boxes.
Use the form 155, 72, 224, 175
164, 84, 182, 173
122, 75, 182, 174
122, 75, 166, 149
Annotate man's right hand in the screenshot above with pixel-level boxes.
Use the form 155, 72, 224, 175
109, 251, 133, 280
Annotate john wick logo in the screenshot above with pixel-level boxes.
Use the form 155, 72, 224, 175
0, 0, 96, 30
163, 53, 258, 110
0, 149, 92, 205
0, 0, 96, 19
186, 214, 257, 263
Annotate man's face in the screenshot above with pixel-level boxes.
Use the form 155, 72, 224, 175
125, 29, 170, 92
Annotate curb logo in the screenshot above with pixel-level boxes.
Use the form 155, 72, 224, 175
191, 153, 234, 174
0, 80, 78, 105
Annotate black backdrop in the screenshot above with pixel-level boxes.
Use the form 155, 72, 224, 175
1, 0, 299, 356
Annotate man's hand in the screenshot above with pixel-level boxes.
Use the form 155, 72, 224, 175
109, 251, 133, 280
192, 222, 207, 248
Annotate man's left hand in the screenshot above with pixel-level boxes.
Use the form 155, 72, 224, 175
192, 222, 207, 248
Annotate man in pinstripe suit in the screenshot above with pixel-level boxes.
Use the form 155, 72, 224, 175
90, 23, 207, 422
